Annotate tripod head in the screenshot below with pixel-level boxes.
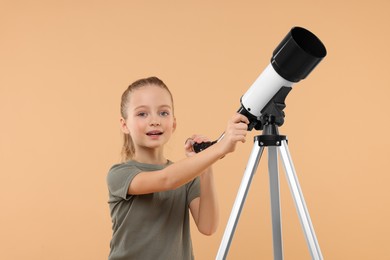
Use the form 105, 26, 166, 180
255, 90, 291, 147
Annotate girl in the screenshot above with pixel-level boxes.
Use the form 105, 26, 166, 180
107, 76, 249, 260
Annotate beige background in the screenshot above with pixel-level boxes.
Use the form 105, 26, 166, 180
1, 1, 389, 259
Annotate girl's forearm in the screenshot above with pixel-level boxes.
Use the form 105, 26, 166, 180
162, 142, 225, 189
196, 168, 219, 235
128, 142, 228, 195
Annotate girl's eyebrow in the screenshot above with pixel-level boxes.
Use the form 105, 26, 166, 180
159, 105, 172, 110
133, 104, 172, 110
134, 105, 148, 110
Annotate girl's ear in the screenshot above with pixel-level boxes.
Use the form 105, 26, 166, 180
120, 118, 130, 134
173, 117, 177, 132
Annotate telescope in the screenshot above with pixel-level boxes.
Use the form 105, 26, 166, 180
193, 26, 327, 260
194, 26, 327, 152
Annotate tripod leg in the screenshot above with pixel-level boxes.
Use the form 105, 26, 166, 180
216, 143, 264, 260
268, 146, 284, 260
278, 140, 323, 260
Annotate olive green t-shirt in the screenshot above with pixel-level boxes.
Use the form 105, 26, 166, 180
107, 160, 200, 260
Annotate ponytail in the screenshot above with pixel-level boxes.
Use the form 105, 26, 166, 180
121, 134, 134, 162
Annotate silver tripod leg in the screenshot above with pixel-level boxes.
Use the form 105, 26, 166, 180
278, 140, 323, 260
268, 146, 284, 260
216, 143, 264, 260
216, 138, 322, 260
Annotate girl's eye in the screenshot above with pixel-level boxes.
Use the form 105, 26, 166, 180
160, 111, 170, 117
137, 112, 148, 117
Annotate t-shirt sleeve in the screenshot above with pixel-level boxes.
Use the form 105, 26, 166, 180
107, 164, 142, 201
186, 176, 201, 206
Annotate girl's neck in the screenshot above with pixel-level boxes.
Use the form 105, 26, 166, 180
133, 149, 167, 165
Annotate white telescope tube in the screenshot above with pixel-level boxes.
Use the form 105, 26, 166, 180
241, 64, 294, 119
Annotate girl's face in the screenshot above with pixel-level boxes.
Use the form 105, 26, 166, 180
121, 84, 176, 154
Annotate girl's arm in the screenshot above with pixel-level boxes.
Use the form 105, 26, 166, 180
189, 167, 219, 235
186, 135, 218, 235
128, 113, 249, 195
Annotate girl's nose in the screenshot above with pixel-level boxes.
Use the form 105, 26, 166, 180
150, 118, 161, 126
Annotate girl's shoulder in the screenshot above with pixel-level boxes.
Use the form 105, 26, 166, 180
109, 160, 173, 174
107, 161, 140, 176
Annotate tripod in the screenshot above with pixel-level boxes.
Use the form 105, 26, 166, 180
216, 118, 323, 260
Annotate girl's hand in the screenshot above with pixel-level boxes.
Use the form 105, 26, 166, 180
219, 113, 249, 155
184, 134, 210, 157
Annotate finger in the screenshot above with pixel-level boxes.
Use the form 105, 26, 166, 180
184, 137, 194, 146
236, 122, 249, 130
232, 113, 250, 124
234, 134, 247, 143
237, 114, 250, 125
193, 135, 210, 143
184, 143, 192, 151
235, 128, 248, 135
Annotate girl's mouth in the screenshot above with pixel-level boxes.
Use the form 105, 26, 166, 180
146, 130, 163, 136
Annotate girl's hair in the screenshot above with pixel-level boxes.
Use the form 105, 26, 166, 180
120, 76, 174, 162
